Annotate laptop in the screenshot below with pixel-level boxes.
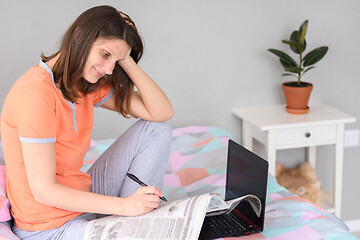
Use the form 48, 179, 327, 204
199, 139, 269, 240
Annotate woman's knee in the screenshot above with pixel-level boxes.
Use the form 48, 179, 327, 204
153, 121, 172, 140
140, 120, 172, 142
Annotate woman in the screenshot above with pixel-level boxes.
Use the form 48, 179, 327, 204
0, 5, 174, 239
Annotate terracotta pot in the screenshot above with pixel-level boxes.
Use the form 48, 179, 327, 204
282, 81, 313, 114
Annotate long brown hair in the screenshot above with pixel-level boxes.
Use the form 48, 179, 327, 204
41, 5, 143, 117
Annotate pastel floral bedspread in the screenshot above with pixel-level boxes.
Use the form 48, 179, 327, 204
0, 126, 358, 239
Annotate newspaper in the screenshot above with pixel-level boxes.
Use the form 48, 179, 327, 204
83, 193, 212, 240
206, 194, 261, 217
83, 193, 262, 240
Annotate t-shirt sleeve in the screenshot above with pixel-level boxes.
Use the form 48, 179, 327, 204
13, 83, 56, 143
91, 85, 114, 108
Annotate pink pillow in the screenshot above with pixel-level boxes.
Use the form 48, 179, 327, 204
0, 165, 11, 222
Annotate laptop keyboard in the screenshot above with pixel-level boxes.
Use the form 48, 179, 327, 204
205, 211, 248, 236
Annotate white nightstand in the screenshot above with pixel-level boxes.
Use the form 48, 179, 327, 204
232, 101, 355, 218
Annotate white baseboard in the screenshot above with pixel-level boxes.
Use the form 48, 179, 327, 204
345, 219, 360, 232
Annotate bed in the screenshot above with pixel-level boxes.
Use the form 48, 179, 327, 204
0, 126, 358, 239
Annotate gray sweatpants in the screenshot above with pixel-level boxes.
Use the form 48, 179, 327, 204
13, 120, 172, 240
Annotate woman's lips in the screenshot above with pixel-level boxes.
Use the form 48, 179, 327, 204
94, 67, 103, 78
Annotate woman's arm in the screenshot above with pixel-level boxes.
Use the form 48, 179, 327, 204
101, 54, 174, 122
119, 55, 174, 121
21, 141, 163, 216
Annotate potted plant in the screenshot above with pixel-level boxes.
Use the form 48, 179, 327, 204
268, 20, 328, 114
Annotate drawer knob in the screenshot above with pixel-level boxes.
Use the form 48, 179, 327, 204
305, 132, 311, 138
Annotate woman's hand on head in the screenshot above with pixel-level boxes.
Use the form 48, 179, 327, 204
118, 47, 133, 69
120, 186, 164, 216
118, 11, 136, 28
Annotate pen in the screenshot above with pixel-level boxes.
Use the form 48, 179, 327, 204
126, 173, 168, 202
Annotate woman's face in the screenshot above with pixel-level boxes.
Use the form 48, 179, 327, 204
83, 37, 131, 84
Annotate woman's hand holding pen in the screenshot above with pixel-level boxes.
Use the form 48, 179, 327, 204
121, 186, 164, 216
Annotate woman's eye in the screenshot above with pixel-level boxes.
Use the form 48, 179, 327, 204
102, 51, 110, 57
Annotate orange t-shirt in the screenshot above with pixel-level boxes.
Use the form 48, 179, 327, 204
0, 61, 113, 231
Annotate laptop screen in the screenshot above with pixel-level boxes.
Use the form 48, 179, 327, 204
225, 140, 268, 229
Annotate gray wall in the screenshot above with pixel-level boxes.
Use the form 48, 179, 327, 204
1, 0, 359, 221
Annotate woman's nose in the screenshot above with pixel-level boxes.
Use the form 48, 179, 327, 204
103, 61, 115, 75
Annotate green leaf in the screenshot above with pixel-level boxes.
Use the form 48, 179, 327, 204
282, 39, 300, 54
303, 46, 329, 66
279, 58, 297, 69
282, 35, 306, 54
291, 31, 306, 53
303, 66, 316, 73
282, 39, 299, 46
268, 49, 298, 68
298, 20, 308, 45
282, 73, 298, 78
285, 66, 303, 74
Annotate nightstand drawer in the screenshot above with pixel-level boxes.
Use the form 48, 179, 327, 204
276, 124, 337, 147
